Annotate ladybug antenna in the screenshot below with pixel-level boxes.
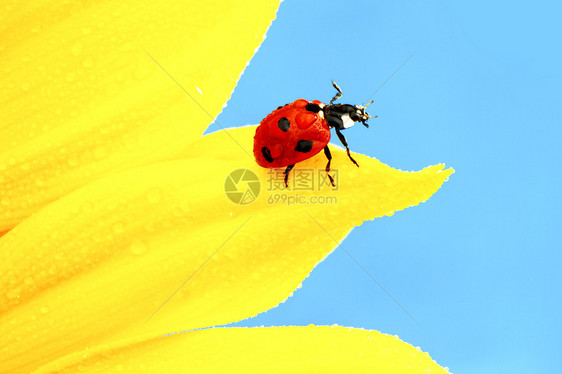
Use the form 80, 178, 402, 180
365, 100, 377, 117
361, 100, 378, 118
360, 100, 377, 128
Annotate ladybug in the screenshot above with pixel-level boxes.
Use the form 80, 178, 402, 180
253, 81, 376, 187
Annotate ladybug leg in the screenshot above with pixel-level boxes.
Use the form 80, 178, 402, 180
335, 129, 359, 167
330, 81, 343, 105
283, 164, 295, 188
323, 145, 336, 187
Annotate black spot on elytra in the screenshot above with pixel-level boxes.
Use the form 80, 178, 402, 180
295, 140, 313, 153
276, 103, 289, 110
277, 117, 290, 132
305, 103, 321, 113
261, 147, 274, 163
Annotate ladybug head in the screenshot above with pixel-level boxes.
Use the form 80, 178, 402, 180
324, 100, 376, 130
351, 100, 376, 128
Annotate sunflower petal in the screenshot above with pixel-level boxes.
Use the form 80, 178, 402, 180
35, 326, 449, 373
0, 126, 452, 373
0, 0, 280, 231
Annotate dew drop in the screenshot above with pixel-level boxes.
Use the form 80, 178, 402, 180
40, 306, 49, 314
133, 62, 150, 80
82, 56, 94, 68
71, 42, 83, 56
171, 206, 184, 217
146, 188, 162, 204
93, 145, 107, 159
24, 277, 34, 285
179, 200, 191, 212
114, 72, 125, 83
6, 288, 21, 299
113, 222, 125, 234
67, 156, 79, 167
82, 201, 93, 213
129, 240, 148, 255
22, 83, 30, 91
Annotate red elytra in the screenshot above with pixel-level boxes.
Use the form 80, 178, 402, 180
253, 99, 330, 168
253, 82, 375, 187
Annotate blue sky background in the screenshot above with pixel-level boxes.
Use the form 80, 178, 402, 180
209, 1, 561, 372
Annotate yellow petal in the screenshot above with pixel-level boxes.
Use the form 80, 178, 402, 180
0, 126, 452, 373
0, 0, 280, 231
35, 326, 449, 373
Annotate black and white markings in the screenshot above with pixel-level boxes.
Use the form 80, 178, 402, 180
295, 139, 313, 153
277, 117, 290, 132
305, 103, 322, 113
261, 146, 274, 163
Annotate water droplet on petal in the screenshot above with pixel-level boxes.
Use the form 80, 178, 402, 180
82, 202, 93, 213
93, 146, 107, 159
133, 62, 150, 80
82, 56, 94, 68
67, 156, 79, 167
6, 288, 21, 299
113, 222, 125, 234
129, 240, 148, 255
71, 42, 83, 56
179, 200, 191, 212
146, 189, 162, 204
